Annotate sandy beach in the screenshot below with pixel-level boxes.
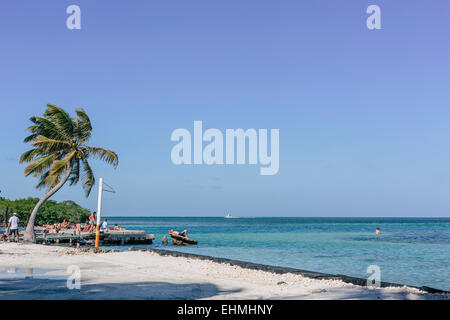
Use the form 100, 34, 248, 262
0, 243, 448, 300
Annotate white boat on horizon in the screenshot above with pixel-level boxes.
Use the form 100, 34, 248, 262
225, 213, 232, 218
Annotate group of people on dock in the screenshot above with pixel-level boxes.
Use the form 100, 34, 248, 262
42, 217, 124, 234
1, 211, 126, 243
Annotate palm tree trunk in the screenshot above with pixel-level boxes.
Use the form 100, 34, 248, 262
23, 168, 72, 244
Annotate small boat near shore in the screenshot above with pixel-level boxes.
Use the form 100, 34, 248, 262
169, 230, 198, 245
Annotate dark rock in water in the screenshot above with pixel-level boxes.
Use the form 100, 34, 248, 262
169, 231, 198, 245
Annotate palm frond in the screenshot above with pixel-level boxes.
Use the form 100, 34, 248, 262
26, 116, 68, 141
49, 150, 76, 176
24, 133, 38, 143
69, 159, 80, 185
43, 104, 74, 139
74, 108, 92, 143
83, 147, 118, 168
24, 153, 59, 177
31, 135, 71, 154
44, 173, 60, 188
35, 171, 50, 189
81, 159, 95, 197
20, 148, 40, 163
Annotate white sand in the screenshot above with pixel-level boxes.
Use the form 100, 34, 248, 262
0, 243, 448, 300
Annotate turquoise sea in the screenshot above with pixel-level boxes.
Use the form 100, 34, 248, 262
106, 217, 450, 291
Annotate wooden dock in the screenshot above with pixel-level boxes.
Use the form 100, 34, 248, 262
33, 230, 155, 246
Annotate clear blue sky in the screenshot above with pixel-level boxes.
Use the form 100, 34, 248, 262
0, 0, 449, 217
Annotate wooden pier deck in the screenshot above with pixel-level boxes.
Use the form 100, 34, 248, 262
33, 230, 155, 246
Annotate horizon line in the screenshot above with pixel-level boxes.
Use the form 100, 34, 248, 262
102, 216, 450, 218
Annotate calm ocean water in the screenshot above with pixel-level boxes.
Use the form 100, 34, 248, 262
105, 217, 450, 291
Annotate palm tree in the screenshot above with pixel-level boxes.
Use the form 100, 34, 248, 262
20, 104, 118, 243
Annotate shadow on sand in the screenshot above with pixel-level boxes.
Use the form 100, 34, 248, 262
0, 278, 242, 300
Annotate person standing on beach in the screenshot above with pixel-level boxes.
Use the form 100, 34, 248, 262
89, 212, 96, 225
7, 213, 19, 243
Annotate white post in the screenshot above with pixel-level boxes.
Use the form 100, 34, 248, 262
96, 178, 103, 226
95, 178, 103, 249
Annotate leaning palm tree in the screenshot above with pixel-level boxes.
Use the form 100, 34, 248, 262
20, 104, 118, 243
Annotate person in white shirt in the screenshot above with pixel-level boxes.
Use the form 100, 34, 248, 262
100, 218, 108, 232
8, 213, 19, 243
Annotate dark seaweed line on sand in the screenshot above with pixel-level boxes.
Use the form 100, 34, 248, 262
128, 247, 448, 295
